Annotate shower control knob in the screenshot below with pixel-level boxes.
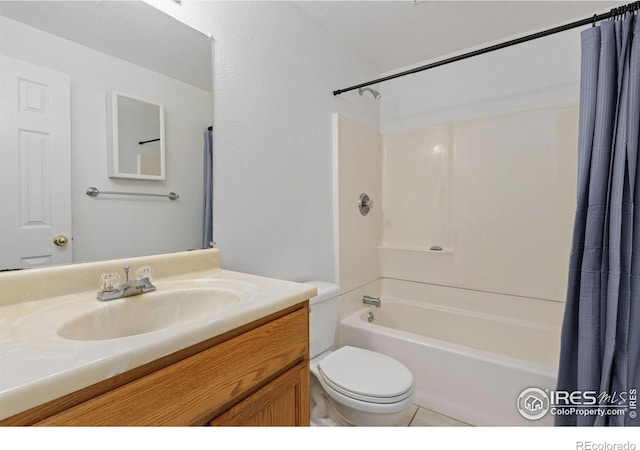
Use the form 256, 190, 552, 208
358, 193, 374, 216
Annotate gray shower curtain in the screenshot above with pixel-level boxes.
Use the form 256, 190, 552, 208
556, 12, 640, 426
202, 128, 213, 249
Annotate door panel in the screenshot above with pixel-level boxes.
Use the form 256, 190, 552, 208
0, 55, 71, 269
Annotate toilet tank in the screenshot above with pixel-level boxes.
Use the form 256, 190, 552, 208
305, 281, 340, 359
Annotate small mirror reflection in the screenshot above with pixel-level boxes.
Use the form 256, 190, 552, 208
109, 92, 165, 180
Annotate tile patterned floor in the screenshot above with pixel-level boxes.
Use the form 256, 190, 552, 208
400, 404, 471, 427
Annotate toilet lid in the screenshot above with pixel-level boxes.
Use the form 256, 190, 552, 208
317, 346, 414, 403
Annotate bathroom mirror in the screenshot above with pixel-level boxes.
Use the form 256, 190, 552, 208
107, 91, 166, 180
0, 1, 213, 270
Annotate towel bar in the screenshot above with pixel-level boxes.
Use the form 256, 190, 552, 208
86, 187, 179, 200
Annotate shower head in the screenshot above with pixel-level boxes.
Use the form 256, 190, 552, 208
358, 87, 381, 100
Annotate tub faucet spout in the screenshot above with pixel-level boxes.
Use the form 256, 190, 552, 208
363, 295, 381, 307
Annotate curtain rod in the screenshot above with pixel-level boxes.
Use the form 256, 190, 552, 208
333, 1, 640, 96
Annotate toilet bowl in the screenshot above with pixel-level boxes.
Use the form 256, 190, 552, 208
306, 281, 415, 426
311, 346, 415, 426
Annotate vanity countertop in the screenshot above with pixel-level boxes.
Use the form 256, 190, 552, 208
0, 249, 316, 421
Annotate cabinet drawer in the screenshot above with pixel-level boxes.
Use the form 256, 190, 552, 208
37, 307, 308, 426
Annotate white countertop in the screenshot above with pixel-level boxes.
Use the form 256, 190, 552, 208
0, 249, 316, 421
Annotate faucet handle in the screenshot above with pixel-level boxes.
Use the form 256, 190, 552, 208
99, 272, 121, 292
135, 265, 154, 282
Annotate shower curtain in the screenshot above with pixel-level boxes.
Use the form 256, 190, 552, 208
556, 12, 640, 426
202, 128, 213, 249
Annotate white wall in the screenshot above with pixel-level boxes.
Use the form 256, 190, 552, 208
0, 15, 212, 263
152, 1, 380, 283
380, 28, 583, 133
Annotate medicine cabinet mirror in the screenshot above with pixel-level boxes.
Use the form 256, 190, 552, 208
107, 91, 166, 180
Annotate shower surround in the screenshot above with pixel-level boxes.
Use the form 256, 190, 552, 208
335, 102, 577, 298
333, 101, 578, 425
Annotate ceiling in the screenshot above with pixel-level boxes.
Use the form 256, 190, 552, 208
295, 1, 625, 74
1, 1, 626, 86
0, 1, 212, 91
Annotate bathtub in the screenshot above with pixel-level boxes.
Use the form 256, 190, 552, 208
339, 281, 563, 426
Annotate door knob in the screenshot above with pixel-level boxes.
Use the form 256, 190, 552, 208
53, 235, 69, 246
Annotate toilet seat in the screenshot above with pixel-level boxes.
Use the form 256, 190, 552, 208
319, 372, 414, 404
316, 346, 414, 405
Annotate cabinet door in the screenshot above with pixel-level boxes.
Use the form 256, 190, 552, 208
210, 361, 309, 426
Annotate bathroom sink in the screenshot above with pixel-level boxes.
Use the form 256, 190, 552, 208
57, 288, 242, 341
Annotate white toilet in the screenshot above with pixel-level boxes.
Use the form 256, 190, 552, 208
306, 281, 415, 426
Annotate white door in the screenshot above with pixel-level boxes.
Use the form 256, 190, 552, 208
0, 55, 72, 269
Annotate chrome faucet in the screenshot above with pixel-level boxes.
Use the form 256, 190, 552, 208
363, 295, 381, 307
97, 266, 156, 301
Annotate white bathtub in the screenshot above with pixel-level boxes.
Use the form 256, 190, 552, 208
339, 281, 563, 426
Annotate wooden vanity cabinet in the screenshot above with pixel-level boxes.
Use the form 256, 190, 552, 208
2, 302, 310, 426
